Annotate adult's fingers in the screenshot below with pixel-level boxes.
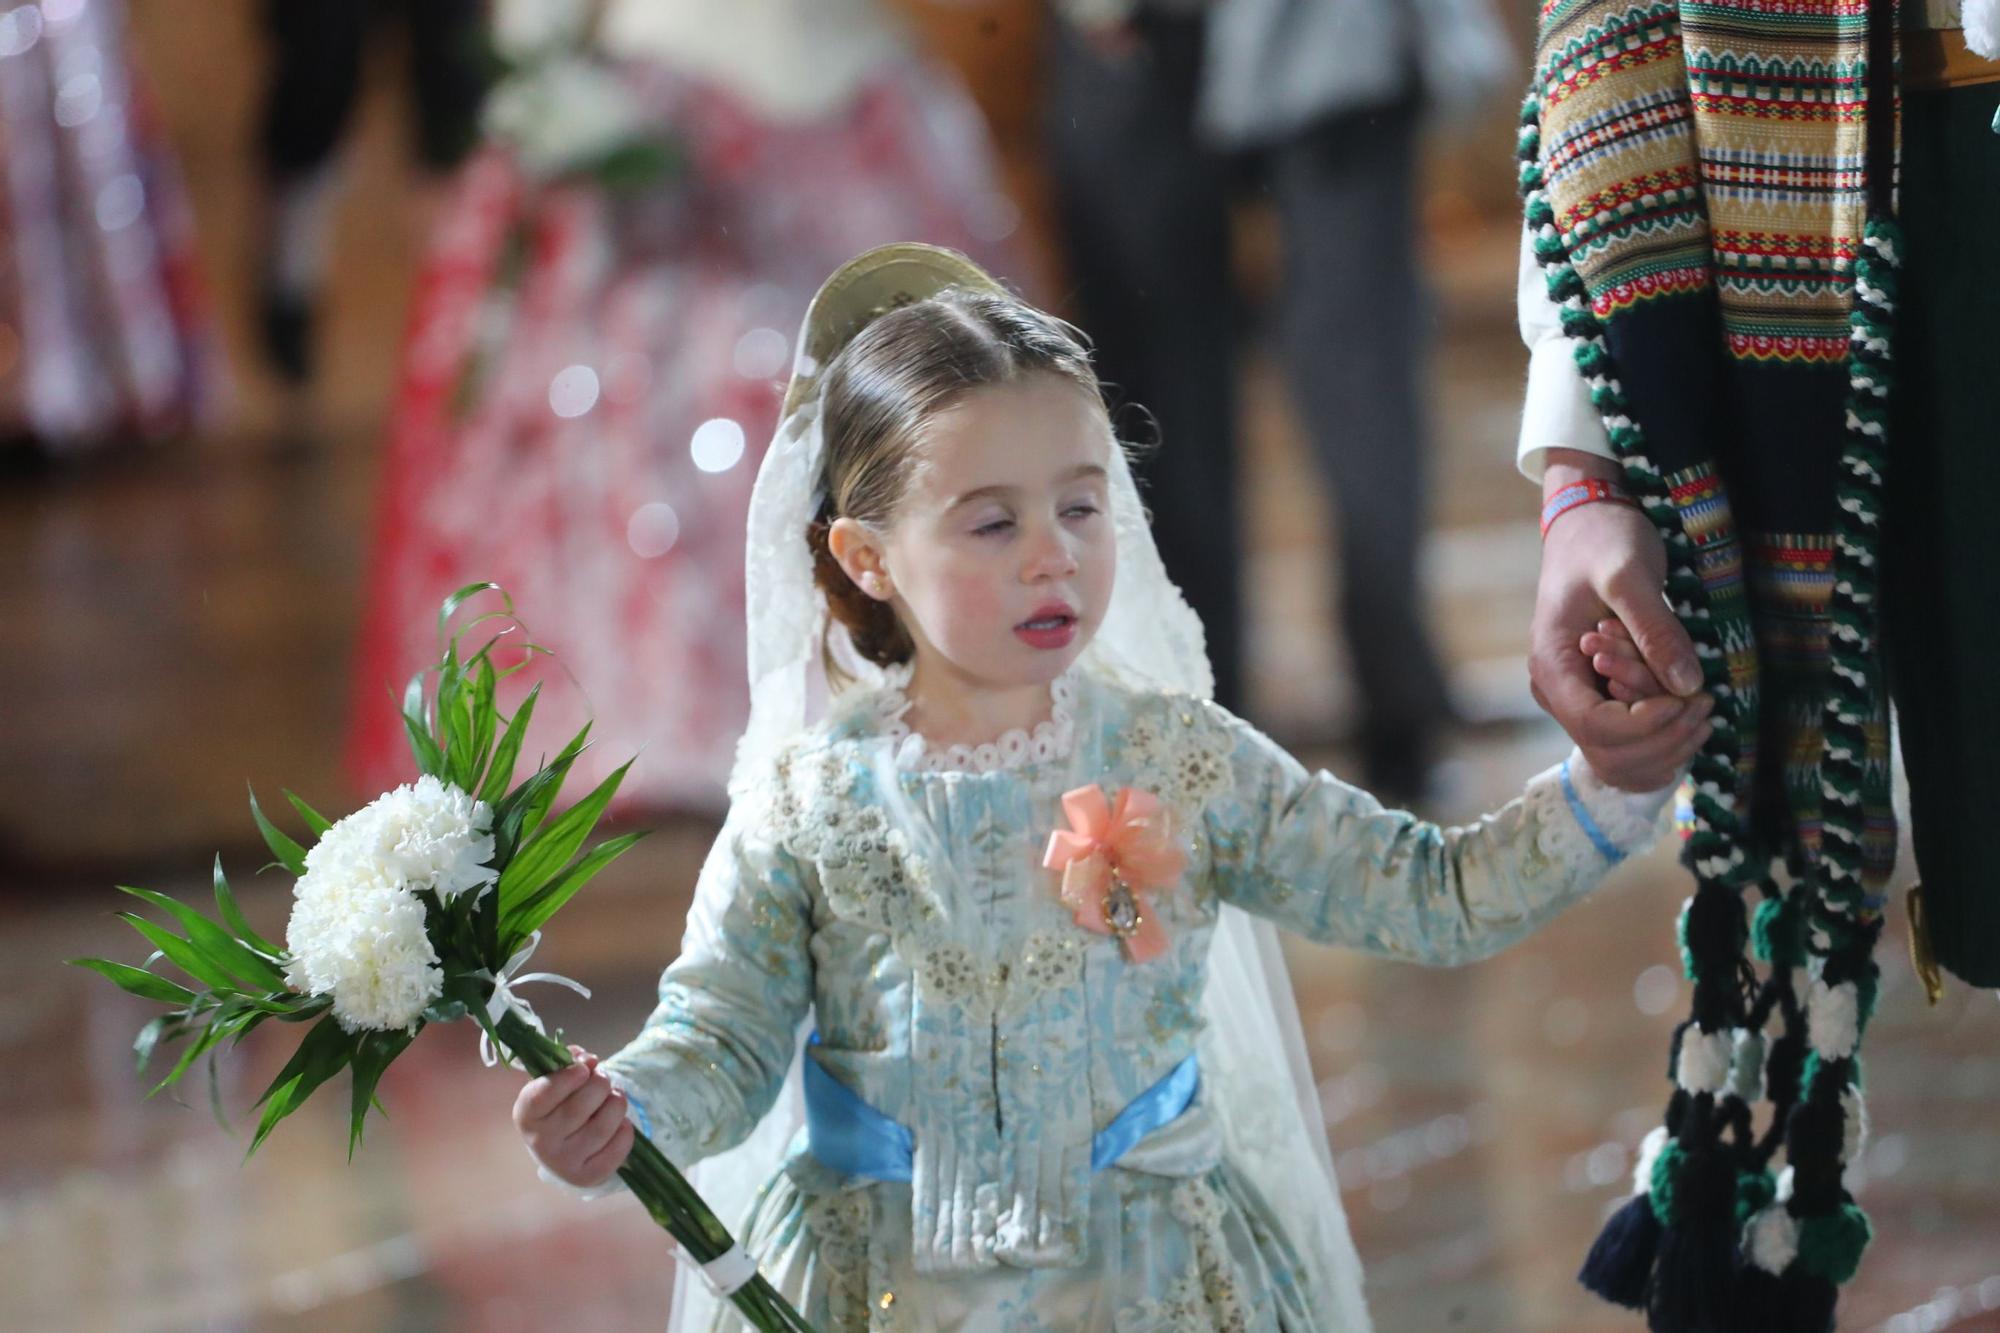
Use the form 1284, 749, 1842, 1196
1602, 568, 1703, 697
1532, 637, 1686, 747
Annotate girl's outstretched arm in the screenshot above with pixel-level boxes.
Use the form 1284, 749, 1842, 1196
1204, 708, 1694, 966
595, 806, 816, 1168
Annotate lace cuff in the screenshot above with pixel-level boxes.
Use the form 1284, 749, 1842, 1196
1527, 749, 1672, 875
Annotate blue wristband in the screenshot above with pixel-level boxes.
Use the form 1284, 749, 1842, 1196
1560, 757, 1627, 865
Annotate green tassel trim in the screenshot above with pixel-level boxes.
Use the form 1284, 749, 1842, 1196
1797, 1204, 1873, 1284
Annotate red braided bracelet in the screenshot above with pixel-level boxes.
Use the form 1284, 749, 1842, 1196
1540, 477, 1637, 538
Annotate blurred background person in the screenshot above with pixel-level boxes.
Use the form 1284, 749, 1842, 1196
1044, 0, 1511, 804
252, 0, 489, 388
345, 0, 1023, 813
0, 0, 220, 460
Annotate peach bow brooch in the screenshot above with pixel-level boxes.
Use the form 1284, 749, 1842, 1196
1042, 785, 1186, 963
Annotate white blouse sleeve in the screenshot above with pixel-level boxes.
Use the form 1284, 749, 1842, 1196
1517, 225, 1616, 483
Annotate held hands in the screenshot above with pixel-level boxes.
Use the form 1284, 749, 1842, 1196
1533, 450, 1709, 792
513, 1045, 636, 1189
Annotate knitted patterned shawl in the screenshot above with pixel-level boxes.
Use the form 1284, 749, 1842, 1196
1521, 2, 1901, 1329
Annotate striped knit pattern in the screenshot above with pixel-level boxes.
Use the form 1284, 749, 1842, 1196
1683, 2, 1875, 365
1525, 3, 1901, 1324
1669, 466, 1759, 774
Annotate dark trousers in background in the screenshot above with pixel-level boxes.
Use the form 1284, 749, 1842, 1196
259, 0, 487, 181
1045, 14, 1452, 762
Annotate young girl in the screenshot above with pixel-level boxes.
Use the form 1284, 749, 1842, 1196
512, 244, 1710, 1331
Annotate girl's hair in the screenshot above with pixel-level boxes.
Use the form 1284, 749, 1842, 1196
807, 287, 1105, 683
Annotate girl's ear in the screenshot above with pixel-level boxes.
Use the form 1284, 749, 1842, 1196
827, 517, 894, 601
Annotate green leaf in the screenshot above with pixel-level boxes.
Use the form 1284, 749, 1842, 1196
497, 760, 630, 910
519, 723, 593, 844
133, 1014, 179, 1073
489, 737, 584, 868
403, 669, 430, 731
115, 914, 242, 993
402, 707, 446, 779
504, 830, 645, 948
151, 1013, 233, 1097
441, 659, 478, 793
465, 656, 499, 797
118, 886, 288, 991
248, 1017, 359, 1157
402, 670, 445, 777
213, 856, 284, 960
589, 138, 681, 193
347, 1028, 414, 1158
438, 582, 507, 643
208, 1045, 233, 1132
284, 789, 333, 838
247, 786, 307, 878
68, 956, 198, 1006
478, 683, 541, 807
422, 997, 469, 1024
276, 994, 334, 1023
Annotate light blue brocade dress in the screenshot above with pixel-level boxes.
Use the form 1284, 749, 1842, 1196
598, 669, 1663, 1330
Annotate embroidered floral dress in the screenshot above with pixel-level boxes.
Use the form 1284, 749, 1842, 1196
600, 667, 1665, 1331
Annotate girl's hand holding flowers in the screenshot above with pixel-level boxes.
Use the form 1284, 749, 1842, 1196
515, 1046, 635, 1188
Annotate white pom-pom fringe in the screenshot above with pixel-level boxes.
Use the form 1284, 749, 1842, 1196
1746, 1205, 1801, 1274
1808, 980, 1862, 1060
1841, 1085, 1870, 1164
1731, 1030, 1767, 1103
1678, 1029, 1734, 1094
1634, 1124, 1671, 1195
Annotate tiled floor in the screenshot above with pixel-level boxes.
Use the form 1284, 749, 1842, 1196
3, 6, 1997, 1332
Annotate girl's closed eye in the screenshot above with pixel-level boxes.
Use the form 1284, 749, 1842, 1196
970, 513, 1016, 537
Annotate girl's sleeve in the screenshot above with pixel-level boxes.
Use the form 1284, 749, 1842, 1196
1205, 711, 1671, 966
595, 805, 815, 1168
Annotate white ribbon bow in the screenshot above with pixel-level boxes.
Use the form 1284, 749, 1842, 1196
478, 931, 591, 1068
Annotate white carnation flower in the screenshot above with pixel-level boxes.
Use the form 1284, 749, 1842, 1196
311, 774, 495, 903
483, 56, 644, 179
490, 0, 590, 60
283, 777, 494, 1032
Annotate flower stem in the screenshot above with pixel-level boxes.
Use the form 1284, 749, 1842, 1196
488, 1008, 815, 1331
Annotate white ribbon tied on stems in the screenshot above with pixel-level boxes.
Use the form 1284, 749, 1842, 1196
699, 1245, 758, 1299
478, 931, 591, 1068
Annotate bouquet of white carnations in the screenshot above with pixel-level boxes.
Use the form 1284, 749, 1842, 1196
481, 0, 681, 189
70, 585, 813, 1331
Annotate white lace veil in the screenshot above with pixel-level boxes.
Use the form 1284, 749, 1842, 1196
670, 245, 1367, 1331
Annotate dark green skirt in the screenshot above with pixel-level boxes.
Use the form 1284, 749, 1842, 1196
1883, 81, 2000, 986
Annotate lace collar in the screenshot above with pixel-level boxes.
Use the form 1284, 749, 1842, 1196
866, 663, 1078, 774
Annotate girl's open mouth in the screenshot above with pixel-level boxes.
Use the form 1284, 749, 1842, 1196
1014, 606, 1077, 650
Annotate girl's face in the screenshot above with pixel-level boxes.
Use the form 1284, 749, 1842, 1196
853, 374, 1117, 695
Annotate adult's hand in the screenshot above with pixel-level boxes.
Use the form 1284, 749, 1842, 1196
1533, 449, 1705, 791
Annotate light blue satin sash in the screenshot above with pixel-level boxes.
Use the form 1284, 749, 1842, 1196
803, 1037, 1200, 1182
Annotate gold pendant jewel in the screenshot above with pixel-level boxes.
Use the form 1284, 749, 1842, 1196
1104, 876, 1143, 940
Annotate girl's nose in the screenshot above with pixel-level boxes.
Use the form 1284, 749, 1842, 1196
1023, 525, 1079, 581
